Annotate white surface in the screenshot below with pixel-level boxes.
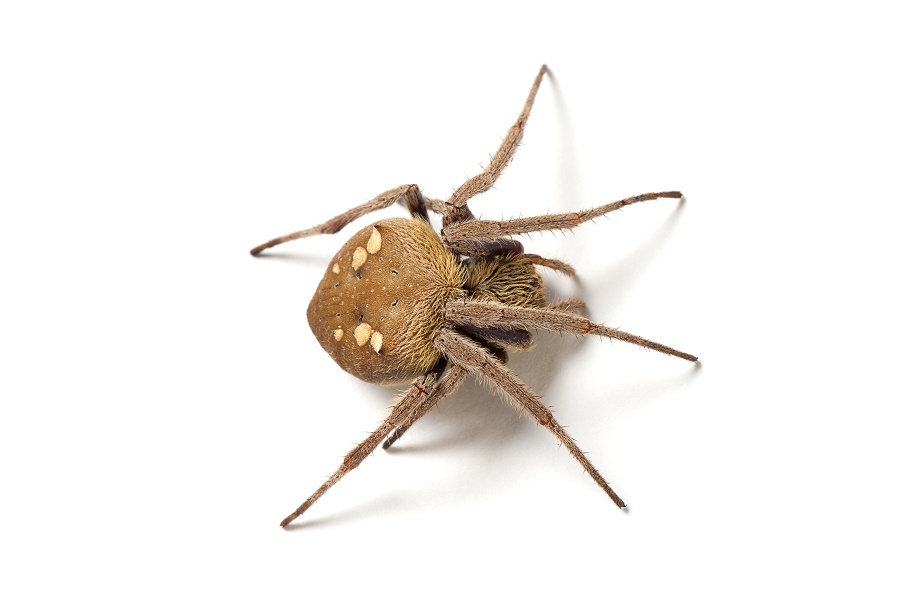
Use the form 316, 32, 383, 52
2, 1, 898, 596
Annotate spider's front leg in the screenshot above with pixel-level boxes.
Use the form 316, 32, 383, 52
279, 367, 439, 527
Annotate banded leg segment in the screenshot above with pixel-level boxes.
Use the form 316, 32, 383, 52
433, 326, 626, 509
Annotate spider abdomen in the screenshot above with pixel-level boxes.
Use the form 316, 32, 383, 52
307, 217, 467, 385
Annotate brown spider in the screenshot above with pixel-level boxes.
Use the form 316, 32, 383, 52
251, 65, 698, 528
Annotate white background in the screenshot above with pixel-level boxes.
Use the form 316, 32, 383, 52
2, 1, 898, 596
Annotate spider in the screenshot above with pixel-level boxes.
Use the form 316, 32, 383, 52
251, 65, 698, 528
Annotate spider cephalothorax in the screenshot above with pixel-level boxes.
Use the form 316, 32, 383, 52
251, 65, 698, 527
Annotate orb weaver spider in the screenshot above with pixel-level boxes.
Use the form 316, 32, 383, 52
251, 65, 697, 527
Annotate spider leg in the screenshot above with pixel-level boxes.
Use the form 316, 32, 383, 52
442, 191, 683, 250
433, 327, 627, 509
524, 254, 577, 277
251, 184, 445, 255
454, 324, 533, 350
445, 300, 698, 362
456, 237, 525, 257
444, 65, 550, 216
280, 366, 443, 527
546, 298, 587, 313
382, 364, 467, 449
452, 237, 576, 276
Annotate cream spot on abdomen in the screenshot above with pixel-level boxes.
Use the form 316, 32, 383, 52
354, 323, 373, 346
366, 227, 382, 254
370, 331, 383, 353
352, 247, 368, 270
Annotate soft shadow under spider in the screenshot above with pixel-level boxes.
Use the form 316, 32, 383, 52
600, 359, 703, 419
381, 329, 586, 456
288, 200, 691, 528
258, 65, 699, 528
285, 333, 585, 529
247, 250, 331, 266
587, 197, 687, 317
281, 490, 413, 532
283, 207, 692, 529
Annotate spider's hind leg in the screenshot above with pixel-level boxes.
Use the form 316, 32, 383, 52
251, 184, 445, 255
443, 65, 550, 224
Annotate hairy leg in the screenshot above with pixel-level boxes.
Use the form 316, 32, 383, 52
433, 327, 626, 509
457, 237, 525, 257
444, 65, 550, 220
442, 191, 683, 248
525, 254, 577, 277
546, 298, 586, 313
279, 366, 444, 527
251, 184, 444, 255
382, 364, 468, 450
444, 300, 698, 362
454, 324, 532, 350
